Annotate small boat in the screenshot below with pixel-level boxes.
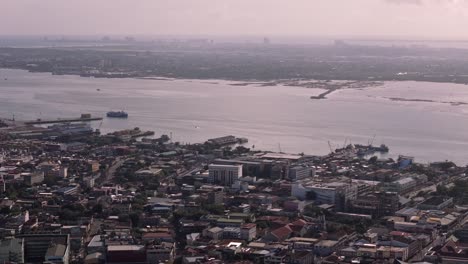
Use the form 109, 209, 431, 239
96, 88, 101, 91
107, 111, 128, 118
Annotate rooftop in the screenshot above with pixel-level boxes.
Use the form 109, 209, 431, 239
259, 153, 302, 161
46, 243, 67, 257
420, 196, 452, 206
107, 245, 145, 251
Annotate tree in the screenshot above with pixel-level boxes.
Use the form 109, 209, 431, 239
92, 204, 103, 214
202, 204, 225, 215
369, 156, 378, 164
235, 146, 250, 154
303, 204, 322, 217
44, 175, 59, 187
118, 214, 130, 222
129, 213, 140, 227
436, 185, 449, 196
59, 204, 86, 220
0, 207, 11, 215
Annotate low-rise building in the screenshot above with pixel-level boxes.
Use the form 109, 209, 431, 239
241, 223, 257, 241
146, 242, 175, 263
288, 166, 313, 181
292, 181, 357, 211
417, 196, 454, 210
106, 245, 146, 264
0, 238, 24, 263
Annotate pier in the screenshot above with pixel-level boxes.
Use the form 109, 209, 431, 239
310, 88, 338, 100
24, 115, 103, 125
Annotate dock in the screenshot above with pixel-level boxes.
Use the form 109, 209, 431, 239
24, 115, 103, 125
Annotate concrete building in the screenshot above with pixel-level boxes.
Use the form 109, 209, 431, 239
238, 204, 251, 213
383, 177, 417, 194
241, 223, 257, 241
146, 242, 175, 264
216, 218, 244, 228
417, 196, 453, 210
204, 227, 223, 241
283, 199, 307, 212
222, 227, 241, 239
213, 158, 265, 178
38, 162, 59, 177
288, 166, 313, 181
208, 164, 242, 186
56, 185, 80, 196
59, 167, 68, 178
22, 172, 44, 186
292, 181, 357, 211
207, 191, 224, 205
83, 177, 96, 188
350, 191, 400, 218
314, 240, 340, 256
0, 238, 24, 263
45, 243, 70, 264
106, 245, 146, 264
87, 235, 105, 254
18, 234, 69, 264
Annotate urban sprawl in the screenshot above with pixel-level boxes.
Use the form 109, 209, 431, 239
0, 117, 467, 264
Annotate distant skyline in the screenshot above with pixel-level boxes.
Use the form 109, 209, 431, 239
2, 0, 468, 39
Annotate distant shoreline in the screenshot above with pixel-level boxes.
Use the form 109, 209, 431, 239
3, 67, 468, 104
1, 67, 386, 100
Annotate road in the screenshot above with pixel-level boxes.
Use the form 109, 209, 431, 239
177, 167, 203, 178
406, 183, 438, 199
103, 157, 125, 183
406, 174, 466, 199
408, 235, 445, 262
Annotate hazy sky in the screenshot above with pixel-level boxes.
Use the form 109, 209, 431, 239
2, 0, 468, 39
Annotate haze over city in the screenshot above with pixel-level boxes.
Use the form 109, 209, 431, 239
4, 1, 468, 264
2, 0, 468, 39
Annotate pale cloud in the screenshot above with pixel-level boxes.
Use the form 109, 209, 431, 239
385, 0, 422, 5
0, 0, 468, 39
384, 0, 468, 4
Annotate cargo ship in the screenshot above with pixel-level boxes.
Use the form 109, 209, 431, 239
106, 111, 128, 118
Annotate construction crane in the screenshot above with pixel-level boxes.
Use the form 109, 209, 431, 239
368, 134, 376, 146
328, 141, 334, 153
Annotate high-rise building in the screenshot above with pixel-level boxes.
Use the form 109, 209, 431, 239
17, 234, 69, 264
208, 164, 242, 186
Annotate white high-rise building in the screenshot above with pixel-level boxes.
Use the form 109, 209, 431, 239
208, 164, 242, 186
